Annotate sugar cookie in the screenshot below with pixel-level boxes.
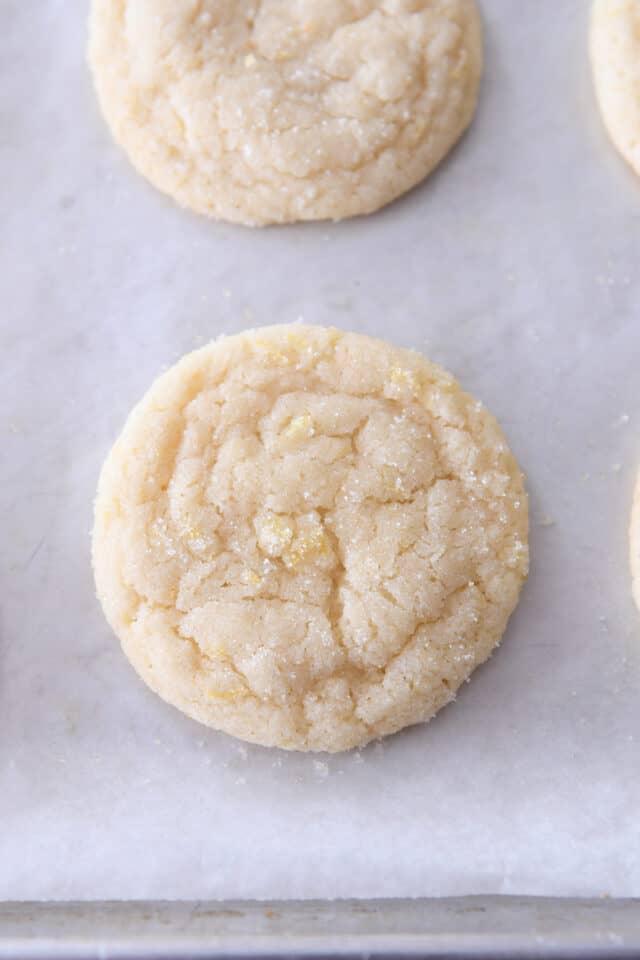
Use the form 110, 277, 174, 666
591, 0, 640, 178
88, 0, 483, 224
92, 325, 528, 751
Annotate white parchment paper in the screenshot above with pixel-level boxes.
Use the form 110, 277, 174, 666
2, 1, 640, 901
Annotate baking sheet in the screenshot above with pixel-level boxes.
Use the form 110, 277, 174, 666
2, 0, 640, 902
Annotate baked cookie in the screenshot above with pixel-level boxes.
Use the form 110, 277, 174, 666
92, 325, 528, 752
88, 0, 483, 225
591, 0, 640, 178
631, 471, 640, 611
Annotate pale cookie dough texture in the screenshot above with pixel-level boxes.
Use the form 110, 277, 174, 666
630, 471, 640, 612
92, 326, 528, 752
88, 0, 483, 225
591, 0, 640, 178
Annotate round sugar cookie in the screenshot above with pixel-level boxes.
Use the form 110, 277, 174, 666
92, 325, 528, 752
88, 0, 483, 225
631, 471, 640, 610
591, 0, 640, 178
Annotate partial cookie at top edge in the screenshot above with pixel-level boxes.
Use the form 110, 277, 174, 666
88, 0, 483, 225
590, 0, 640, 177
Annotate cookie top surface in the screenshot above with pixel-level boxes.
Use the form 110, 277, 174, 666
631, 471, 640, 611
92, 325, 528, 752
88, 0, 482, 225
591, 0, 640, 178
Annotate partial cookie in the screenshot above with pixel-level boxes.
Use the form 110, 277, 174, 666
590, 0, 640, 178
88, 0, 483, 225
92, 325, 528, 752
631, 471, 640, 611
